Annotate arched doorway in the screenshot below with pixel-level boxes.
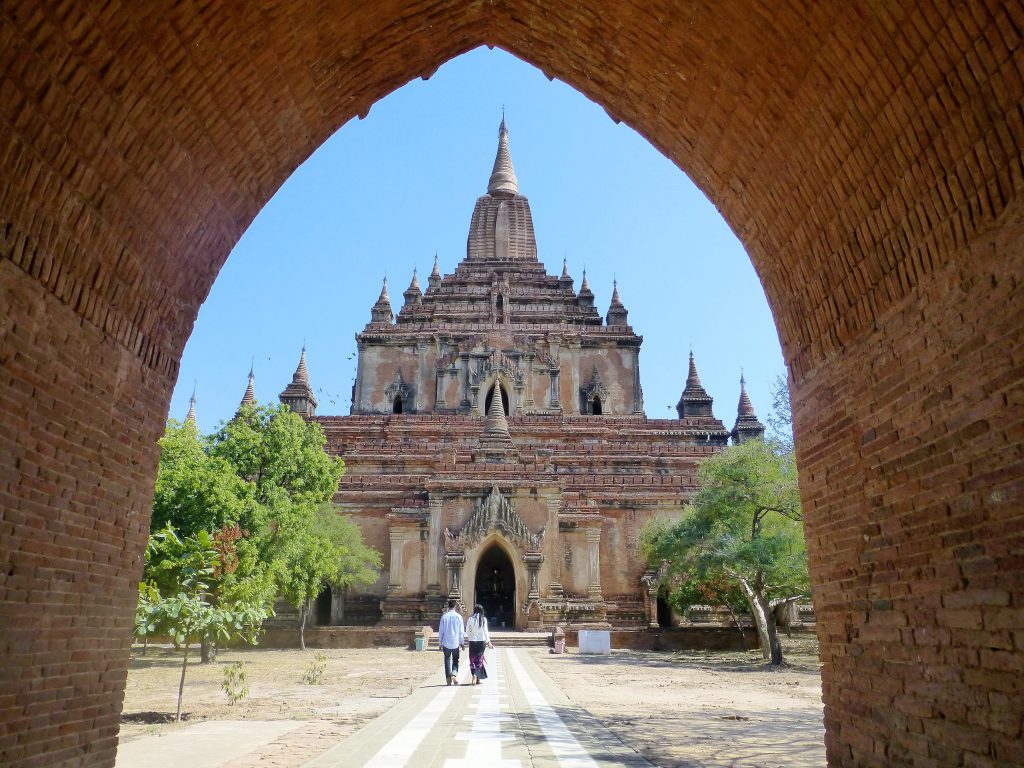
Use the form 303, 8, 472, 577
474, 545, 516, 630
314, 585, 332, 626
1, 6, 1021, 766
656, 595, 673, 628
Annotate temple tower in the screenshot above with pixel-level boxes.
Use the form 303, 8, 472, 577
279, 346, 318, 417
730, 373, 766, 444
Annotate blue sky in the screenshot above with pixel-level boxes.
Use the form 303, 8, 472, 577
171, 48, 785, 434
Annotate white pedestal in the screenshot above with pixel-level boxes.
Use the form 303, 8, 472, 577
578, 630, 611, 654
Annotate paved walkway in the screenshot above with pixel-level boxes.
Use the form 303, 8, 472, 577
306, 648, 650, 767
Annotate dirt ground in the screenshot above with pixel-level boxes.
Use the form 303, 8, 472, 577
529, 634, 825, 767
119, 635, 824, 767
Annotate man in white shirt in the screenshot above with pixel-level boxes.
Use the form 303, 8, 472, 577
438, 600, 465, 685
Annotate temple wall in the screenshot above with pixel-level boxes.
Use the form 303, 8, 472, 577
355, 345, 418, 412
578, 347, 637, 415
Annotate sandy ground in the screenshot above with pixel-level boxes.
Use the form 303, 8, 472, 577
119, 646, 440, 766
119, 636, 824, 767
527, 635, 825, 767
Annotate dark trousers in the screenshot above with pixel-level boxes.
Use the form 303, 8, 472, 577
442, 646, 460, 680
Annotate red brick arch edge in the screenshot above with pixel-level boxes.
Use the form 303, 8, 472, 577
1, 3, 1022, 766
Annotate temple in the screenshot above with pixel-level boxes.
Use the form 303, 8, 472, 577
263, 119, 764, 630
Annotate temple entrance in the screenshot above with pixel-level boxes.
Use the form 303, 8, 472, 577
656, 595, 673, 628
474, 545, 516, 630
315, 586, 332, 625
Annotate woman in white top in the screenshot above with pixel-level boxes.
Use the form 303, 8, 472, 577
465, 604, 493, 685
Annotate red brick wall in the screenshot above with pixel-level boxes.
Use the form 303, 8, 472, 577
0, 2, 1021, 765
0, 261, 167, 766
797, 196, 1024, 766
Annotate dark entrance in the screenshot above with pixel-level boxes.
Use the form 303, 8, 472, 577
474, 545, 516, 630
315, 585, 333, 625
657, 595, 673, 628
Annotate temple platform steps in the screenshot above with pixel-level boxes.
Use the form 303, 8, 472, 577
427, 631, 551, 649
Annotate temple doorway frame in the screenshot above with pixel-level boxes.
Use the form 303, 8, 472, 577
464, 533, 525, 631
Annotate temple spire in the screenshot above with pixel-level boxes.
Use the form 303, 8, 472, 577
484, 386, 510, 435
428, 253, 442, 290
731, 371, 765, 444
737, 372, 755, 417
238, 365, 256, 411
279, 346, 318, 417
370, 277, 394, 324
686, 352, 703, 392
561, 258, 571, 280
605, 279, 628, 326
676, 351, 714, 418
577, 268, 595, 309
487, 115, 519, 195
580, 269, 592, 293
185, 385, 197, 425
402, 268, 423, 309
610, 279, 623, 307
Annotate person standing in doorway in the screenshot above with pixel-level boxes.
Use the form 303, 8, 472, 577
466, 603, 493, 685
438, 599, 465, 685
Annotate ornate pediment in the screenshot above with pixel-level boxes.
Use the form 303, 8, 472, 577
581, 366, 610, 413
384, 369, 415, 408
458, 485, 544, 551
469, 349, 525, 388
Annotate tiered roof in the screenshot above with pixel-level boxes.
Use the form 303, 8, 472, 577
376, 119, 629, 334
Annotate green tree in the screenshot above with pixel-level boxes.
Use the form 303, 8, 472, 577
145, 404, 380, 656
151, 419, 249, 536
278, 505, 380, 649
150, 419, 273, 662
209, 404, 379, 647
765, 374, 794, 454
642, 439, 808, 664
135, 526, 270, 720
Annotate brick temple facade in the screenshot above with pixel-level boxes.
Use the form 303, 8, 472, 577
268, 120, 764, 631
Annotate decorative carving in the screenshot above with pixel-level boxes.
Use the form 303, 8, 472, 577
459, 485, 540, 551
469, 349, 526, 389
384, 369, 415, 410
581, 365, 611, 414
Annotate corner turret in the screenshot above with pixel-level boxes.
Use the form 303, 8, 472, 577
577, 269, 595, 310
370, 277, 394, 324
428, 254, 441, 290
279, 346, 318, 417
605, 280, 629, 326
676, 352, 714, 418
403, 268, 423, 308
730, 373, 765, 444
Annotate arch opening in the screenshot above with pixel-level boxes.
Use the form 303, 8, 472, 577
473, 544, 516, 630
0, 9, 1019, 768
315, 585, 333, 626
393, 395, 403, 414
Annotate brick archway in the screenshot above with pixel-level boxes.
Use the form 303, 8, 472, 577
1, 4, 1021, 766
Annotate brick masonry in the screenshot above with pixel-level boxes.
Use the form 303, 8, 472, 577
0, 2, 1021, 766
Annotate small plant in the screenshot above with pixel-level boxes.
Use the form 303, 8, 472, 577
300, 651, 328, 685
222, 661, 249, 705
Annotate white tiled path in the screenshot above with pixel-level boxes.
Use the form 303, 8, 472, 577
305, 649, 650, 768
